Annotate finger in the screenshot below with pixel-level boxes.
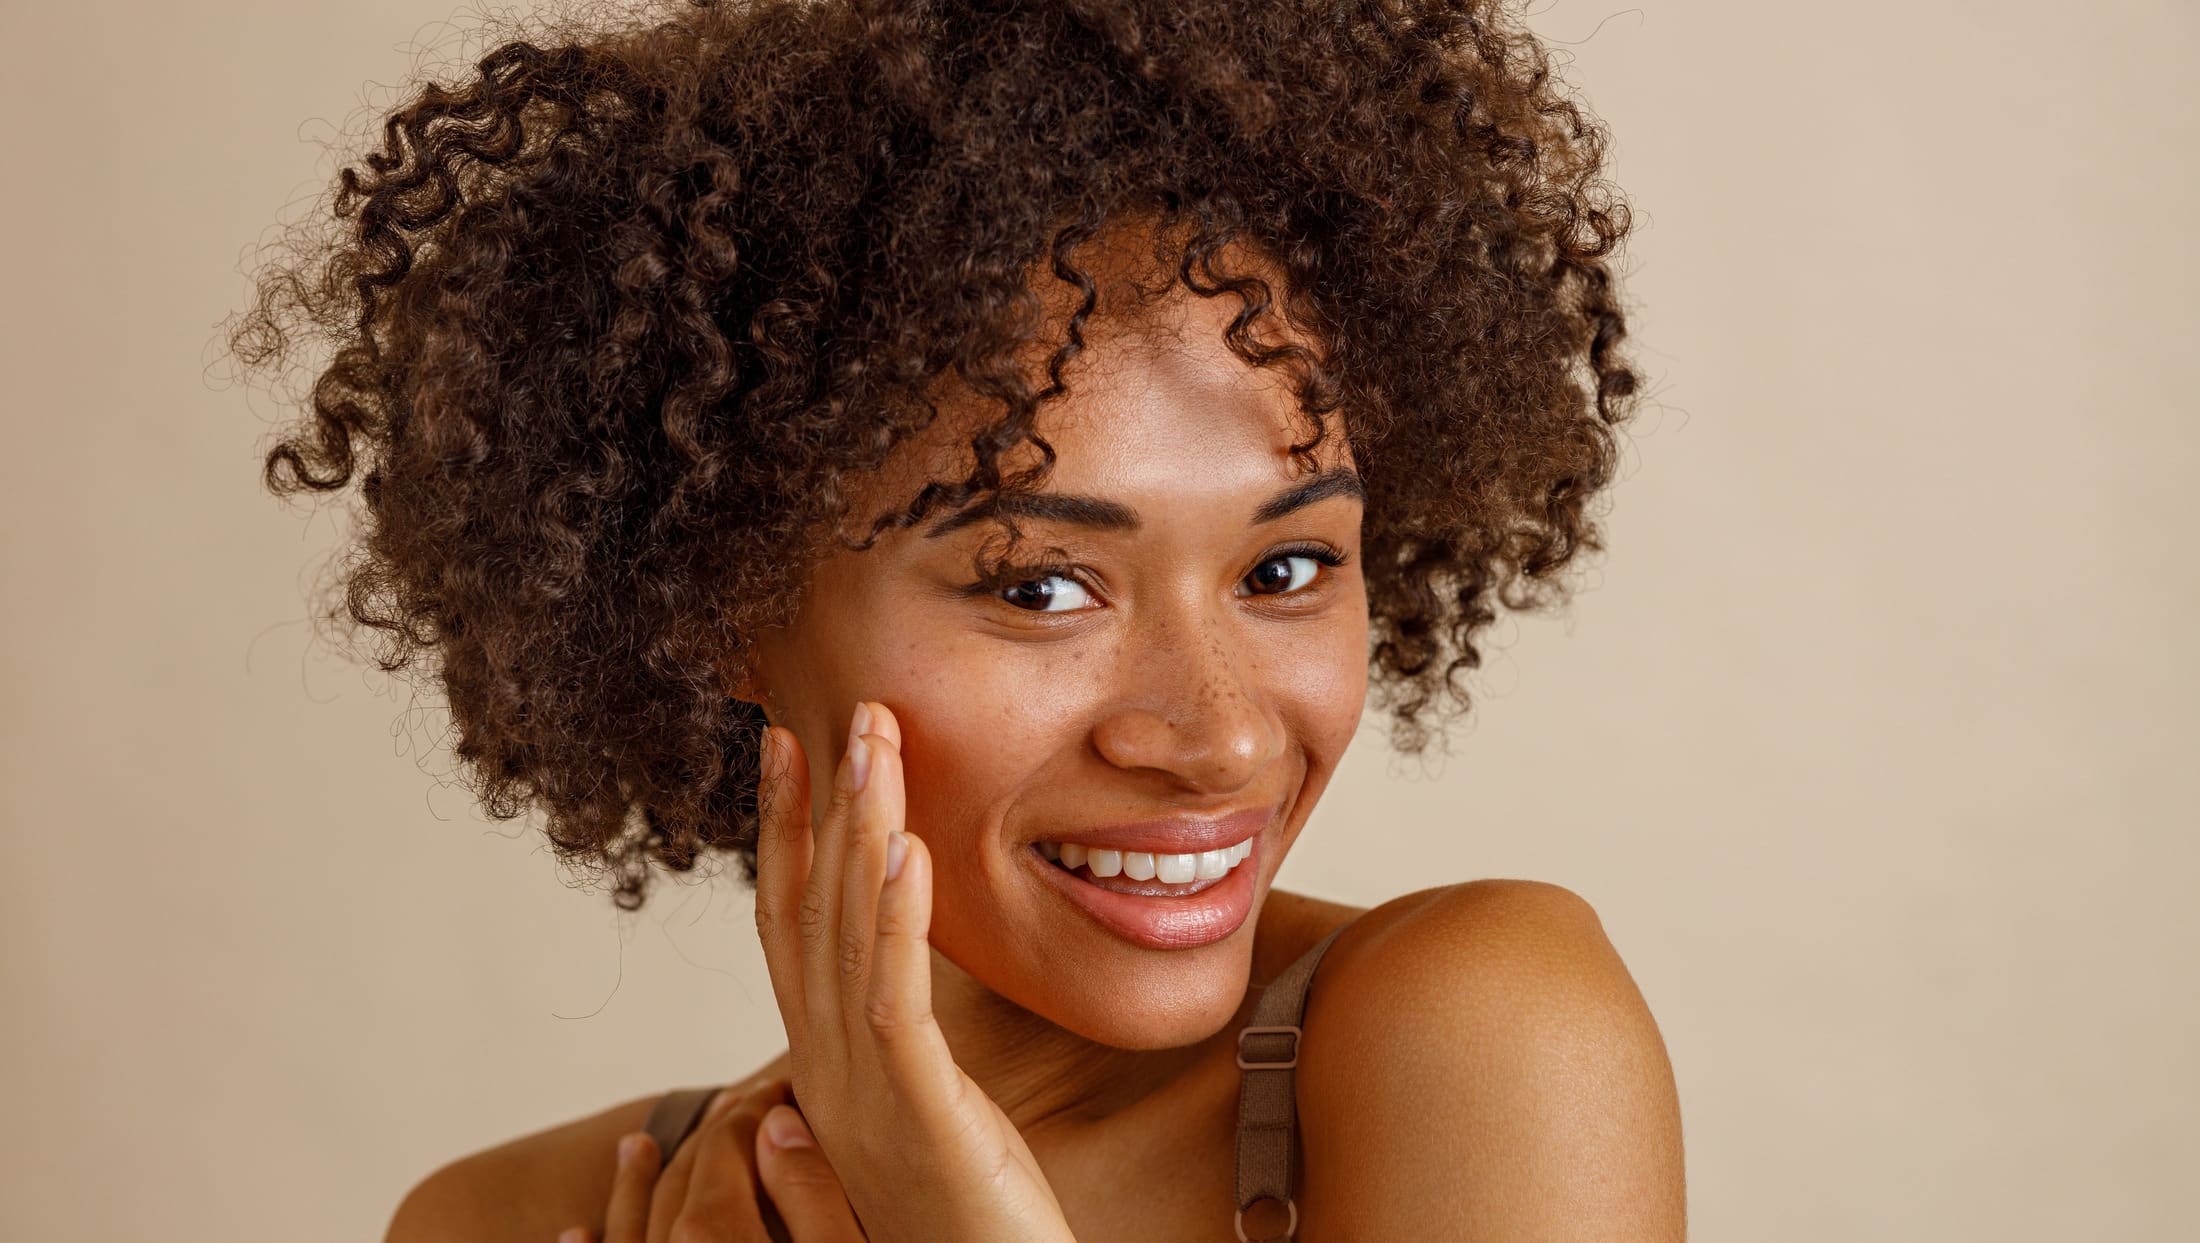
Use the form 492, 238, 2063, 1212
640, 1086, 745, 1243
755, 1104, 866, 1241
662, 1079, 794, 1242
866, 817, 961, 1111
798, 702, 875, 1058
833, 707, 905, 1030
754, 725, 816, 1041
602, 1131, 661, 1243
863, 700, 903, 750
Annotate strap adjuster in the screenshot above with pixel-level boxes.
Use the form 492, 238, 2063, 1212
1234, 1194, 1299, 1241
1235, 1023, 1302, 1070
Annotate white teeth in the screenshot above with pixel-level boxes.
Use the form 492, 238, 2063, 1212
1038, 837, 1257, 882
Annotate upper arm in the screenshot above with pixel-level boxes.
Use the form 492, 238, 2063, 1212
1296, 879, 1686, 1241
384, 1157, 491, 1243
382, 1091, 665, 1243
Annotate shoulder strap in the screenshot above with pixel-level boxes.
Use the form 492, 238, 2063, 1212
642, 1085, 723, 1163
1233, 918, 1355, 1241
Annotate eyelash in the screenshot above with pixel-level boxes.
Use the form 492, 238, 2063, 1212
961, 541, 1351, 612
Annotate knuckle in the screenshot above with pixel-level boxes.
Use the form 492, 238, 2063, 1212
752, 891, 783, 933
837, 924, 871, 982
860, 990, 920, 1039
823, 770, 858, 816
812, 783, 850, 830
795, 889, 834, 948
860, 994, 899, 1035
853, 972, 932, 1034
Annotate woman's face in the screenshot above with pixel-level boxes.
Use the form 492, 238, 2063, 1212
744, 269, 1369, 1051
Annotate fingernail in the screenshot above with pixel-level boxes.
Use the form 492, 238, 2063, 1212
845, 735, 871, 791
886, 830, 908, 881
559, 1229, 589, 1243
845, 703, 873, 791
762, 1105, 814, 1149
703, 1085, 743, 1120
617, 1132, 650, 1166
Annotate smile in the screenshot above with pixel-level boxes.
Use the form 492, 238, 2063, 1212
1025, 836, 1260, 949
1035, 837, 1256, 890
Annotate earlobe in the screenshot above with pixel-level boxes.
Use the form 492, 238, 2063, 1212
735, 684, 782, 728
723, 649, 776, 713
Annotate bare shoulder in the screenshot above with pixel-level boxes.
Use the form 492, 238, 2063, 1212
381, 1089, 661, 1243
382, 1055, 786, 1243
1295, 879, 1686, 1241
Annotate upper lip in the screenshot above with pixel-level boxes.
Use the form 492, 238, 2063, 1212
1029, 802, 1278, 855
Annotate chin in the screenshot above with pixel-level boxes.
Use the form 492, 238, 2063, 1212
1021, 946, 1258, 1050
956, 849, 1278, 1050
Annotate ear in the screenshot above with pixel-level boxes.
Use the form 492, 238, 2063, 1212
720, 643, 774, 712
729, 669, 772, 711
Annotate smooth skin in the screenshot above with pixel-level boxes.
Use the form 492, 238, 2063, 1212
385, 227, 1685, 1241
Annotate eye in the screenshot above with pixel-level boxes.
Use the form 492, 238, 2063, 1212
1003, 572, 1095, 611
1237, 543, 1349, 598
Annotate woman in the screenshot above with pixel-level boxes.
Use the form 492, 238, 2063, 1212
230, 0, 1684, 1237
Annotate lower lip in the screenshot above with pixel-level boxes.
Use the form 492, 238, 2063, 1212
1025, 841, 1260, 950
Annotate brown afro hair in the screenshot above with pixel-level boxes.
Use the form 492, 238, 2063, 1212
221, 0, 1644, 911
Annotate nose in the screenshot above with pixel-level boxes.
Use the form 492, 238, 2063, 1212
1088, 610, 1282, 794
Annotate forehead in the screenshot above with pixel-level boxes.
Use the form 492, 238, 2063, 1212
865, 226, 1352, 519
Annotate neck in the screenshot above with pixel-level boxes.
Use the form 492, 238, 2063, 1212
922, 947, 1240, 1140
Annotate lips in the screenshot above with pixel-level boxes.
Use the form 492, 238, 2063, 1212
1025, 833, 1259, 950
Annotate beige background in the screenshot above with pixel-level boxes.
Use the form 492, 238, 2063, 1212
4, 1, 2193, 1238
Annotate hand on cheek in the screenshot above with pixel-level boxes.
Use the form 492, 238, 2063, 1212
749, 701, 1077, 1243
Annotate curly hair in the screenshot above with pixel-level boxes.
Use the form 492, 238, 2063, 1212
222, 0, 1642, 911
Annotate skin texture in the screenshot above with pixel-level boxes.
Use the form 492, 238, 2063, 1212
733, 264, 1373, 1114
384, 251, 1686, 1241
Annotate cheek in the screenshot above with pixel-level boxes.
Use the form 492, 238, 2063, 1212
888, 636, 1103, 850
1277, 605, 1371, 762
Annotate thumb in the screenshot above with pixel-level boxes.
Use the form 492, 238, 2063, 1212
756, 1104, 865, 1241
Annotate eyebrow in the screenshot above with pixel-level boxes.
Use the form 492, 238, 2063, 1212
921, 465, 1366, 538
1247, 466, 1368, 523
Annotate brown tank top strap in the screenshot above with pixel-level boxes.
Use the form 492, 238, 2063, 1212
1232, 918, 1356, 1242
642, 1085, 724, 1164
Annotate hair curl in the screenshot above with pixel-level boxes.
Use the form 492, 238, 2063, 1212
222, 0, 1643, 910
